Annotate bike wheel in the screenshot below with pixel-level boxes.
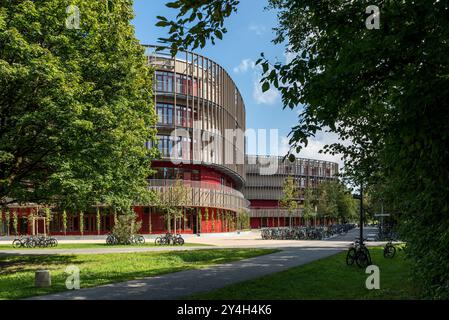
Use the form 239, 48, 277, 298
178, 237, 184, 246
155, 237, 162, 245
383, 244, 396, 258
346, 248, 356, 266
12, 239, 23, 248
137, 235, 145, 245
356, 251, 370, 268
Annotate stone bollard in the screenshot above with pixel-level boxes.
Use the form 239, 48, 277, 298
35, 270, 51, 287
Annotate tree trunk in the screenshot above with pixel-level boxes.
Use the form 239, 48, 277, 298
148, 208, 152, 234
174, 214, 176, 234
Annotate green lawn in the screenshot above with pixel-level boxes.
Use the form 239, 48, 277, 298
0, 248, 277, 300
189, 247, 418, 300
0, 242, 210, 250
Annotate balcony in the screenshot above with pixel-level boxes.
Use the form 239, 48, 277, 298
249, 208, 303, 218
147, 179, 249, 212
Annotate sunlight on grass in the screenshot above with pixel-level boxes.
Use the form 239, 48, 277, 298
188, 247, 418, 300
0, 248, 277, 300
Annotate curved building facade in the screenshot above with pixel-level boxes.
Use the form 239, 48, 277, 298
136, 45, 248, 234
243, 155, 338, 229
0, 46, 248, 236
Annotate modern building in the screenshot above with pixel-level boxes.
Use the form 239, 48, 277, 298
243, 155, 339, 229
138, 45, 248, 234
0, 46, 340, 236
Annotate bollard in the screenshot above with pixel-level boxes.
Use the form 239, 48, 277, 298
35, 270, 51, 287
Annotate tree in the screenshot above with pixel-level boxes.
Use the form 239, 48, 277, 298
317, 181, 339, 224
0, 0, 158, 214
112, 213, 142, 244
157, 178, 190, 233
302, 187, 317, 226
279, 176, 299, 227
157, 0, 449, 298
316, 181, 356, 224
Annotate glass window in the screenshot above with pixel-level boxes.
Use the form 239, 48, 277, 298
155, 71, 173, 92
192, 170, 200, 181
156, 103, 174, 125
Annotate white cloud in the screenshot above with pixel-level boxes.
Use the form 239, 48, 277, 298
233, 59, 256, 74
249, 24, 267, 36
252, 77, 279, 105
233, 58, 280, 105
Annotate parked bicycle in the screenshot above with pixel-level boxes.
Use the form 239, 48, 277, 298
346, 238, 372, 268
155, 233, 184, 246
12, 235, 58, 248
383, 239, 396, 258
106, 233, 118, 245
130, 234, 145, 245
106, 233, 145, 245
261, 224, 356, 241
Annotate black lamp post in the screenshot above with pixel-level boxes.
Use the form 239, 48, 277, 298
352, 183, 364, 245
359, 183, 364, 245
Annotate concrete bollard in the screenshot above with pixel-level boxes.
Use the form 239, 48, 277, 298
35, 270, 51, 287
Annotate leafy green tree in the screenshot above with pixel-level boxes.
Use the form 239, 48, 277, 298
157, 178, 190, 233
279, 176, 299, 227
157, 0, 449, 298
0, 0, 158, 214
317, 182, 339, 224
302, 187, 317, 226
112, 213, 142, 245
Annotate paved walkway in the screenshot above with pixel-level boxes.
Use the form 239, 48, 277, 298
27, 229, 375, 300
1, 228, 384, 256
29, 246, 343, 300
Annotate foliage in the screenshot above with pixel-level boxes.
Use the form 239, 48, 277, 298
111, 213, 142, 244
44, 207, 52, 235
302, 187, 317, 226
315, 181, 357, 223
236, 210, 250, 230
0, 0, 158, 213
156, 0, 240, 55
279, 176, 299, 226
156, 179, 190, 232
157, 0, 449, 298
62, 210, 67, 235
12, 210, 17, 235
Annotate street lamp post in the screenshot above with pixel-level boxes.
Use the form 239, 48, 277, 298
359, 183, 364, 245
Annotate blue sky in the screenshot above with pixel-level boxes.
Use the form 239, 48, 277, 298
131, 0, 344, 168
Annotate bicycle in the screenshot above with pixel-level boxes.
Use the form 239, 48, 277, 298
12, 236, 26, 248
172, 234, 185, 245
346, 238, 372, 268
383, 239, 396, 258
106, 233, 118, 245
155, 233, 172, 245
131, 234, 145, 245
